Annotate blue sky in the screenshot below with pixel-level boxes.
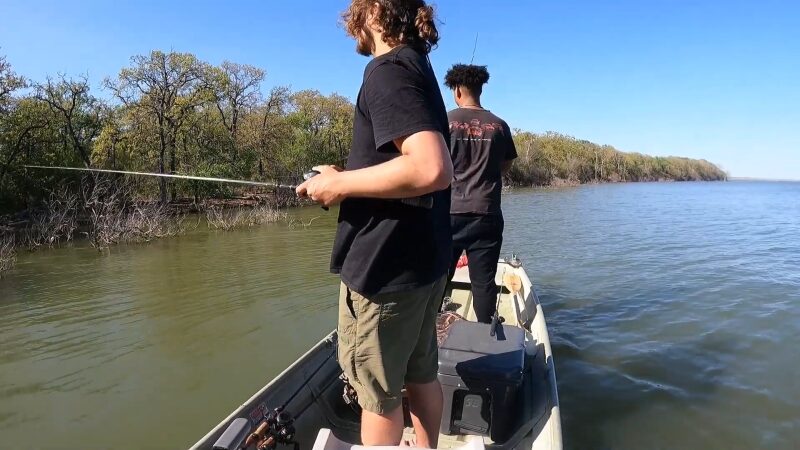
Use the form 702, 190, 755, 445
2, 0, 798, 179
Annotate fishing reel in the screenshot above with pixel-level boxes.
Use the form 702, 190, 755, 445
241, 407, 298, 450
302, 170, 321, 181
301, 170, 329, 211
259, 407, 298, 450
340, 373, 361, 415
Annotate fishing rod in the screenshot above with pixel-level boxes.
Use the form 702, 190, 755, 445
24, 164, 330, 211
24, 165, 434, 209
23, 165, 304, 190
490, 267, 507, 337
470, 32, 480, 64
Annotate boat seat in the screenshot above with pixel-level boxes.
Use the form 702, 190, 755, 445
312, 428, 485, 450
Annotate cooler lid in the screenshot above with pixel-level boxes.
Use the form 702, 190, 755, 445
437, 321, 526, 383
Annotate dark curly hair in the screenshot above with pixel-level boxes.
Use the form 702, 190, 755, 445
444, 64, 490, 95
343, 0, 439, 56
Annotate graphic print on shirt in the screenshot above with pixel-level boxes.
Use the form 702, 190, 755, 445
450, 119, 506, 142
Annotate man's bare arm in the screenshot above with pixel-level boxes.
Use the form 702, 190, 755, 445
339, 131, 452, 198
297, 130, 453, 206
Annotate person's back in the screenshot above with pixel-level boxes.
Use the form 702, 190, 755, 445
448, 107, 513, 215
444, 64, 517, 323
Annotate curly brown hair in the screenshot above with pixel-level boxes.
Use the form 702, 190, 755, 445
343, 0, 439, 56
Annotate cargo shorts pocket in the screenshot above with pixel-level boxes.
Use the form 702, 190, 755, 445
337, 283, 361, 384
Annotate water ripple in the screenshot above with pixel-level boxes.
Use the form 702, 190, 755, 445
505, 181, 800, 449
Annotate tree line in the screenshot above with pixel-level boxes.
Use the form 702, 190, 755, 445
0, 51, 353, 212
509, 132, 727, 186
0, 50, 725, 214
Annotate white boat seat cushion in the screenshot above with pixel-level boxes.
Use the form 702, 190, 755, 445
312, 428, 485, 450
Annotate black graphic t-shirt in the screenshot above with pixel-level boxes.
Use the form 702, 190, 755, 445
448, 108, 517, 215
330, 45, 452, 296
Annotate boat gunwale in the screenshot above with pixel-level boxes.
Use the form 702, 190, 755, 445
189, 331, 337, 450
497, 264, 562, 450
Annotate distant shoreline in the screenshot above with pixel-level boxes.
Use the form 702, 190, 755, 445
729, 177, 800, 182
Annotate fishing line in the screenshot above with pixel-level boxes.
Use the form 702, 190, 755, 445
470, 32, 480, 64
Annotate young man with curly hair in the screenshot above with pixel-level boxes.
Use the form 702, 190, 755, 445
296, 1, 452, 446
444, 64, 517, 324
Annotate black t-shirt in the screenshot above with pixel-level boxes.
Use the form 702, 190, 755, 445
330, 45, 452, 296
448, 108, 517, 215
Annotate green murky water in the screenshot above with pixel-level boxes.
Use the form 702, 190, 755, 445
1, 182, 798, 449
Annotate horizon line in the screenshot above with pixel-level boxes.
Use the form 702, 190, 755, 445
730, 176, 800, 182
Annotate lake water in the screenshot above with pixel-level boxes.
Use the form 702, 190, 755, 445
1, 181, 798, 449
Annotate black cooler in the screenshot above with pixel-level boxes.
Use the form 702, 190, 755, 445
437, 320, 526, 443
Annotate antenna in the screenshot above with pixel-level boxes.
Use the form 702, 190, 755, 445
470, 32, 479, 64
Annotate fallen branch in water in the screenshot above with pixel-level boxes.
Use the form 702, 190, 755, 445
287, 216, 321, 230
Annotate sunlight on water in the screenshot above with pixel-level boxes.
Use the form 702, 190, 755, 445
1, 182, 798, 449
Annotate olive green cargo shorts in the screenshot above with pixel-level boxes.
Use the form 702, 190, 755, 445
337, 276, 447, 414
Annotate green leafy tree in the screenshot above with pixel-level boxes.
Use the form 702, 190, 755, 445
508, 132, 727, 186
0, 55, 26, 114
105, 51, 208, 202
283, 90, 353, 174
0, 55, 29, 197
34, 75, 106, 167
